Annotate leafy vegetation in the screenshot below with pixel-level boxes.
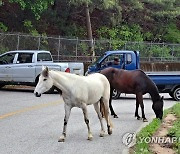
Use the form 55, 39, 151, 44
0, 0, 179, 57
134, 118, 161, 154
167, 103, 180, 152
0, 0, 179, 42
0, 22, 8, 32
133, 103, 180, 154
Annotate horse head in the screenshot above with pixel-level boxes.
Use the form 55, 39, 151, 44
34, 66, 53, 97
152, 96, 164, 119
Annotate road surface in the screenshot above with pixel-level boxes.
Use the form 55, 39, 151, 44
0, 87, 177, 154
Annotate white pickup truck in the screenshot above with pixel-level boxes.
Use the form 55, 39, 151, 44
0, 50, 84, 89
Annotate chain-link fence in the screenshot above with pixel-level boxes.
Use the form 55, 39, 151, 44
0, 33, 180, 62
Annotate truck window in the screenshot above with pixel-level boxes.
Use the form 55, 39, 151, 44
126, 54, 132, 64
102, 54, 123, 66
0, 53, 16, 64
17, 53, 33, 63
37, 53, 52, 61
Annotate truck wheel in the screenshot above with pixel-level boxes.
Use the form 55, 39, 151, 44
172, 87, 180, 101
112, 89, 121, 99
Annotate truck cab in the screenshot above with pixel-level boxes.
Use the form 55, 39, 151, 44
87, 50, 139, 74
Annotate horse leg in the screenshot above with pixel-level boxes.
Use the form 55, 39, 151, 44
135, 96, 141, 120
109, 88, 118, 118
137, 93, 148, 122
93, 102, 105, 137
101, 98, 113, 135
58, 104, 72, 142
140, 102, 148, 122
81, 104, 93, 141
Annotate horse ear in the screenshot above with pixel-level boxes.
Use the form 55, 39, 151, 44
42, 66, 49, 77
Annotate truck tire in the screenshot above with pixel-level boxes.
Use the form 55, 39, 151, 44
112, 89, 121, 99
172, 87, 180, 101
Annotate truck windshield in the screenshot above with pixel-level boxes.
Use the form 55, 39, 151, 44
37, 53, 52, 61
90, 54, 106, 66
0, 53, 16, 64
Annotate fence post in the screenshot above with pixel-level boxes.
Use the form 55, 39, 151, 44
150, 41, 152, 62
172, 44, 174, 57
58, 36, 61, 62
38, 36, 41, 50
17, 34, 20, 50
162, 42, 165, 61
75, 37, 78, 61
109, 38, 111, 50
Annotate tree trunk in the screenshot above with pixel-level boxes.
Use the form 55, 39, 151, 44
85, 3, 95, 60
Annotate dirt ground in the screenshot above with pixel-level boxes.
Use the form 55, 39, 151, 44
149, 114, 177, 154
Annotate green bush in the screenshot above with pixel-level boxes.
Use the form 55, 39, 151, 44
0, 45, 9, 54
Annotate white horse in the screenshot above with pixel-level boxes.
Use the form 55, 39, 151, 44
34, 66, 113, 142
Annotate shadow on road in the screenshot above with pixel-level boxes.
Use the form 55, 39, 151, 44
1, 85, 34, 93
113, 94, 174, 101
0, 85, 59, 94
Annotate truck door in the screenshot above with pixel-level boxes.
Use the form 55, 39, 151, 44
0, 52, 16, 81
12, 53, 35, 82
124, 52, 139, 70
124, 53, 133, 70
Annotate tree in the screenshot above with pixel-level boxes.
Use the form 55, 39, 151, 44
8, 0, 54, 19
68, 0, 120, 56
0, 0, 179, 45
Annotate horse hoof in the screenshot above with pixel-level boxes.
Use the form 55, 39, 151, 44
58, 138, 65, 142
114, 115, 118, 118
143, 119, 148, 122
99, 131, 105, 137
108, 129, 112, 135
87, 133, 93, 141
88, 136, 93, 141
108, 130, 112, 135
137, 117, 142, 120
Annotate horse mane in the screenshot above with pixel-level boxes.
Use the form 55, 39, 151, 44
50, 69, 81, 80
137, 69, 161, 102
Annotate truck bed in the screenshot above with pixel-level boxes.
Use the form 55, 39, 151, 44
146, 71, 180, 85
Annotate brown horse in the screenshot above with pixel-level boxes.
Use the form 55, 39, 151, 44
100, 67, 164, 122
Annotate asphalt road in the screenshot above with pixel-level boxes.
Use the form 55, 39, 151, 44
0, 87, 177, 154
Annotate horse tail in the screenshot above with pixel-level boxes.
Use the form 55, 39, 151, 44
100, 100, 105, 118
100, 99, 113, 128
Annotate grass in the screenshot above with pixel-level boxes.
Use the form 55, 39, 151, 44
132, 103, 180, 154
167, 103, 180, 153
133, 118, 161, 154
